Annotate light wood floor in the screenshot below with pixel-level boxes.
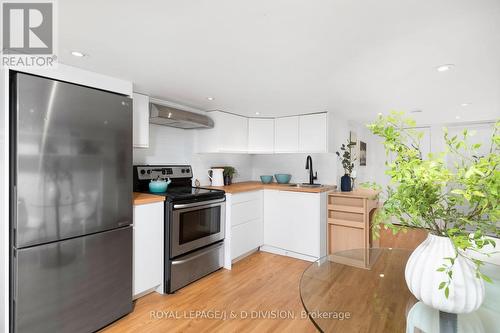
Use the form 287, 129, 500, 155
101, 252, 317, 333
101, 230, 426, 333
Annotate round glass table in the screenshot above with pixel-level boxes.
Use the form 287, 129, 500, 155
299, 248, 500, 333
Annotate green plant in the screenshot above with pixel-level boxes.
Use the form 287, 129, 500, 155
366, 111, 499, 297
336, 139, 357, 175
223, 166, 237, 178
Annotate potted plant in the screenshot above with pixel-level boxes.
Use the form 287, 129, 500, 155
223, 166, 237, 185
366, 112, 499, 314
336, 139, 357, 191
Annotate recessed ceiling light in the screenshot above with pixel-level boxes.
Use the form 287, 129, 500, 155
207, 97, 214, 101
379, 274, 385, 278
377, 112, 383, 116
436, 64, 455, 72
255, 112, 260, 115
461, 103, 470, 107
455, 115, 461, 120
71, 51, 86, 57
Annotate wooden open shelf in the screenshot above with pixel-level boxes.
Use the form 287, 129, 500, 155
327, 189, 380, 269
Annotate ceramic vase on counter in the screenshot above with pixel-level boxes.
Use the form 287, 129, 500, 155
405, 234, 485, 314
340, 174, 352, 192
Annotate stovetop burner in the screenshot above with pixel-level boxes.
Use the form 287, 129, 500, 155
133, 165, 225, 202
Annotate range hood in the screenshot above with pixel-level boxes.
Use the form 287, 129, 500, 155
150, 103, 214, 129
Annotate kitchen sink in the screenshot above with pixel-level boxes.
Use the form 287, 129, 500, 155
284, 183, 324, 188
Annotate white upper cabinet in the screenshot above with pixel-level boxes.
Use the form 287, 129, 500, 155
196, 111, 248, 153
274, 116, 299, 153
248, 118, 275, 153
299, 113, 328, 153
195, 111, 329, 154
132, 93, 150, 148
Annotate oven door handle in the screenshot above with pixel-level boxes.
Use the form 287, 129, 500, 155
171, 242, 224, 265
173, 198, 225, 209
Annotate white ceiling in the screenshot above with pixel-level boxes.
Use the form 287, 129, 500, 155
59, 0, 500, 124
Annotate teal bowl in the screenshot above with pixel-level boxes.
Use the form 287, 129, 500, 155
149, 180, 169, 193
274, 174, 292, 184
260, 175, 273, 184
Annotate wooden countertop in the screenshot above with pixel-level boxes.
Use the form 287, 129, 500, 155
328, 188, 380, 199
205, 181, 337, 194
133, 192, 166, 205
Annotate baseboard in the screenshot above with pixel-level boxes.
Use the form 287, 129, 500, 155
259, 245, 318, 262
133, 286, 161, 300
232, 248, 260, 264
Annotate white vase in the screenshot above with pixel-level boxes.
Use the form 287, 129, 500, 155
406, 301, 484, 333
405, 234, 485, 314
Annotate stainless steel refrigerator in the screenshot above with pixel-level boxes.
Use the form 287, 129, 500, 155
10, 72, 133, 333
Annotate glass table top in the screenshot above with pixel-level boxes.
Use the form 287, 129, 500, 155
299, 248, 500, 333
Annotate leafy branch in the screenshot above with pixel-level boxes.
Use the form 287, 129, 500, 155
336, 139, 357, 175
366, 112, 500, 298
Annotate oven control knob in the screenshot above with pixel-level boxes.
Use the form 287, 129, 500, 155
181, 169, 185, 173
162, 170, 166, 175
140, 169, 145, 175
186, 168, 190, 173
147, 170, 151, 174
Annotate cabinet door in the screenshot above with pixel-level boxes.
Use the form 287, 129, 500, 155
299, 113, 327, 153
218, 112, 248, 152
275, 116, 299, 152
248, 118, 275, 153
263, 190, 285, 247
231, 218, 263, 259
197, 111, 248, 153
264, 190, 321, 257
133, 93, 150, 148
133, 202, 164, 297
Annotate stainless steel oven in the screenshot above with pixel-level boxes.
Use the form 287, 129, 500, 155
133, 164, 226, 293
171, 198, 226, 258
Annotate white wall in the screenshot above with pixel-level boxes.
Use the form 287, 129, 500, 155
133, 124, 194, 165
251, 153, 337, 185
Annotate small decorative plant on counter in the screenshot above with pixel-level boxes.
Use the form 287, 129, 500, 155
366, 111, 499, 314
336, 139, 357, 191
223, 166, 237, 185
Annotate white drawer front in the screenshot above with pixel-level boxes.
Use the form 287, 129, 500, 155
232, 199, 262, 227
231, 190, 262, 204
231, 218, 263, 259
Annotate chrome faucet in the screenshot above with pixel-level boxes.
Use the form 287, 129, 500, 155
305, 155, 318, 185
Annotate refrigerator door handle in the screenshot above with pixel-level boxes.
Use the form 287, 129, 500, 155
11, 249, 17, 301
11, 185, 17, 244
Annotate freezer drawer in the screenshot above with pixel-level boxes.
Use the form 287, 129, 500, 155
12, 227, 133, 333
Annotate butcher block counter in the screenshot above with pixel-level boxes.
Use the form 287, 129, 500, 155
205, 181, 337, 194
133, 192, 166, 205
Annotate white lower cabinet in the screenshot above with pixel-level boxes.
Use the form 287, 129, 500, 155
227, 191, 263, 262
263, 190, 326, 260
231, 219, 263, 259
133, 202, 164, 298
226, 189, 327, 265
